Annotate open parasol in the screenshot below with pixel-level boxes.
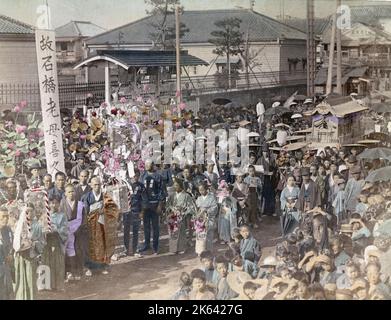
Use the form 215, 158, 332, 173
213, 98, 232, 105
365, 166, 391, 183
370, 102, 391, 114
357, 147, 391, 160
264, 106, 291, 117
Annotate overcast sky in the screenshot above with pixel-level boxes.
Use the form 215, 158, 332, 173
0, 0, 388, 29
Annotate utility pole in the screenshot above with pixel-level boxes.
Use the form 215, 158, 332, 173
245, 28, 250, 89
175, 5, 181, 115
336, 0, 343, 94
307, 0, 316, 97
326, 8, 337, 95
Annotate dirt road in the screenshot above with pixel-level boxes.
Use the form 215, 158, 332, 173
37, 216, 281, 300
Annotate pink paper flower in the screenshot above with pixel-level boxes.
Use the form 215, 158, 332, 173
120, 97, 127, 104
186, 120, 192, 126
175, 122, 181, 128
176, 90, 181, 97
20, 100, 28, 108
14, 106, 21, 113
136, 96, 143, 102
179, 103, 186, 111
29, 152, 36, 157
8, 143, 15, 149
172, 107, 177, 113
15, 150, 21, 157
37, 130, 44, 138
5, 121, 13, 129
87, 93, 93, 98
158, 119, 163, 125
15, 125, 26, 134
80, 135, 87, 140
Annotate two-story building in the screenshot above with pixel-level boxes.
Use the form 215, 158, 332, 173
0, 15, 38, 84
55, 21, 105, 83
83, 9, 308, 88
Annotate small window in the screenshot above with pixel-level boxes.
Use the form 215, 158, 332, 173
60, 42, 67, 51
193, 66, 197, 75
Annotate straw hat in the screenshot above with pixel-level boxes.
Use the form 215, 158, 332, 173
260, 256, 278, 268
227, 271, 252, 296
340, 224, 353, 234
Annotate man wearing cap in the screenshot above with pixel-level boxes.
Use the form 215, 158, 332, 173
139, 160, 166, 255
259, 145, 276, 216
27, 163, 42, 188
344, 166, 365, 216
70, 153, 87, 180
296, 167, 321, 213
346, 155, 358, 179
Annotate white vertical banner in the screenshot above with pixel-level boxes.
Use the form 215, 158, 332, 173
35, 29, 65, 176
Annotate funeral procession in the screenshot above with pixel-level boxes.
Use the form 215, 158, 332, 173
2, 0, 391, 302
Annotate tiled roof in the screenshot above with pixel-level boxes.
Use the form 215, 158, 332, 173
55, 21, 105, 38
86, 9, 307, 46
315, 66, 368, 86
75, 50, 208, 68
0, 14, 34, 34
279, 17, 331, 36
350, 5, 391, 25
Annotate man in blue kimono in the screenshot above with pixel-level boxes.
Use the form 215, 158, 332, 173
344, 166, 365, 216
48, 172, 66, 200
140, 160, 166, 255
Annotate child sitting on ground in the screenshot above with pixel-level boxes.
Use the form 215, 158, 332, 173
172, 272, 192, 300
239, 225, 262, 264
199, 250, 218, 285
214, 256, 238, 300
189, 269, 216, 300
229, 228, 242, 256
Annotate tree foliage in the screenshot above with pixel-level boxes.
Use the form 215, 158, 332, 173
209, 18, 244, 57
145, 0, 189, 50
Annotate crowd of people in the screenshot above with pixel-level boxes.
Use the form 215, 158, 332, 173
1, 94, 391, 301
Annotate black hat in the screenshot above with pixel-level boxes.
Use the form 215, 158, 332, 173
76, 153, 85, 160
301, 167, 310, 176
348, 155, 357, 163
29, 162, 41, 170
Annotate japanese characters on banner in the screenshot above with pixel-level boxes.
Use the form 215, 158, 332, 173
35, 29, 65, 176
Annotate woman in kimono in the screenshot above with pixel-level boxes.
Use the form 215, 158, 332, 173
218, 185, 238, 244
0, 207, 13, 300
280, 176, 301, 236
196, 182, 219, 252
13, 203, 46, 300
231, 172, 249, 226
42, 196, 68, 291
165, 179, 197, 254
